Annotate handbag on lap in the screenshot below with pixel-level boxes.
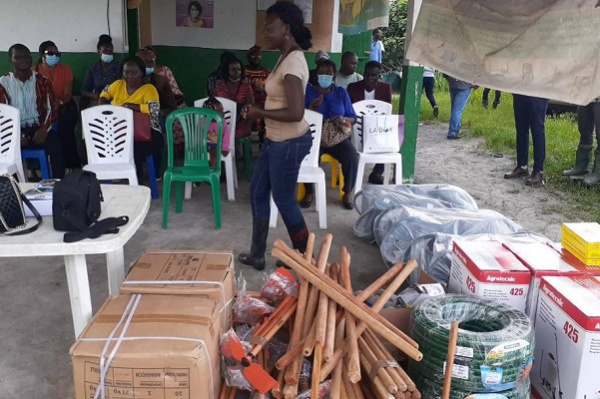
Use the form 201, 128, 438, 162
133, 111, 152, 142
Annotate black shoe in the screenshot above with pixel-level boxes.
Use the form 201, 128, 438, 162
300, 193, 314, 209
526, 170, 545, 187
368, 172, 384, 185
433, 106, 439, 118
342, 193, 354, 210
447, 134, 461, 140
504, 166, 529, 179
238, 218, 270, 271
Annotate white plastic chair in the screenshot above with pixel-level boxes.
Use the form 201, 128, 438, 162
185, 97, 238, 201
0, 104, 25, 182
352, 100, 402, 195
270, 110, 327, 229
81, 105, 138, 184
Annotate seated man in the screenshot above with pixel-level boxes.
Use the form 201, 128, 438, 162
347, 61, 392, 185
0, 44, 64, 178
335, 51, 363, 89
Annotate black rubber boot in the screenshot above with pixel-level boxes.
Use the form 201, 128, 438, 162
238, 218, 270, 271
583, 152, 600, 187
276, 222, 309, 268
562, 146, 592, 177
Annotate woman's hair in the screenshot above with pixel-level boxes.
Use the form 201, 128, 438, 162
267, 2, 312, 50
317, 59, 337, 74
188, 1, 202, 15
120, 55, 146, 78
203, 96, 222, 110
97, 34, 113, 51
37, 40, 57, 65
220, 56, 244, 81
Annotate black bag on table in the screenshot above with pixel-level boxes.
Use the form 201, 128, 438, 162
52, 170, 129, 242
0, 174, 42, 235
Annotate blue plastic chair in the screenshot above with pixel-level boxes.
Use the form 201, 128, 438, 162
21, 149, 51, 180
145, 154, 159, 199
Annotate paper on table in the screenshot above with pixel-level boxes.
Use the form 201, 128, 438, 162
405, 0, 600, 106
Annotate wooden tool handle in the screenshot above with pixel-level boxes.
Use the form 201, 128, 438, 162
442, 321, 459, 399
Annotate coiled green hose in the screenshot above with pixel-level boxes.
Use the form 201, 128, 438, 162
416, 376, 531, 399
410, 295, 534, 394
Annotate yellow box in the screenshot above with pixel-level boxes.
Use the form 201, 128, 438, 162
562, 236, 600, 267
562, 223, 600, 258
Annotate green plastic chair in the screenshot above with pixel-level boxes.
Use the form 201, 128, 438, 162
162, 108, 224, 229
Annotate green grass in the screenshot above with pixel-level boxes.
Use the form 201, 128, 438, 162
395, 84, 600, 222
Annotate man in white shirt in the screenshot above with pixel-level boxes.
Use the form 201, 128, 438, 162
335, 51, 363, 89
365, 28, 385, 63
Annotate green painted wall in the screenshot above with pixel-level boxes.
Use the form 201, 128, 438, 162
0, 46, 341, 103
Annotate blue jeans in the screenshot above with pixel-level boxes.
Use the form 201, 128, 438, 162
449, 88, 471, 137
513, 94, 549, 172
250, 132, 313, 229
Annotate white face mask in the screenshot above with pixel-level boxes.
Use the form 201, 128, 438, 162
191, 10, 200, 18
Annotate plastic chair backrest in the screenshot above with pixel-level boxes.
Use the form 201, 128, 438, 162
0, 104, 21, 166
194, 97, 236, 152
166, 107, 224, 172
81, 105, 134, 165
301, 110, 324, 168
352, 100, 393, 152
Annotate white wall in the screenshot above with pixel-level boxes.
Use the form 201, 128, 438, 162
0, 0, 126, 53
150, 0, 256, 49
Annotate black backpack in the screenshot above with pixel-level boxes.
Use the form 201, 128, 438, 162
53, 170, 102, 231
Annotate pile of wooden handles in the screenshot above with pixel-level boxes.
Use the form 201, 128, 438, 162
270, 233, 423, 399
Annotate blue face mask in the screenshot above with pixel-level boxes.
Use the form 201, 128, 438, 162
318, 74, 333, 89
101, 53, 114, 63
145, 67, 155, 75
45, 55, 60, 67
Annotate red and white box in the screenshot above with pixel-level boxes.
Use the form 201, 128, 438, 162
504, 242, 600, 326
448, 240, 531, 311
532, 276, 600, 399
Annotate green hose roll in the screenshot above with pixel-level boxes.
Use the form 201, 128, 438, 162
416, 376, 531, 399
410, 295, 534, 393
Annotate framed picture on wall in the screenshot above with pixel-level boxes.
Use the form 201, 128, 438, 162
176, 0, 215, 28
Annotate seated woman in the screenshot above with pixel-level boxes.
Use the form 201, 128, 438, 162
303, 59, 358, 210
98, 56, 163, 181
244, 45, 270, 141
214, 56, 254, 141
202, 97, 231, 168
35, 40, 81, 169
81, 35, 121, 108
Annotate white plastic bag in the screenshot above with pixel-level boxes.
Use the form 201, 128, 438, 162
362, 114, 401, 153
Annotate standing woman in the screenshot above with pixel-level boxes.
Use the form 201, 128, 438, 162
238, 2, 313, 271
36, 40, 81, 169
81, 35, 122, 107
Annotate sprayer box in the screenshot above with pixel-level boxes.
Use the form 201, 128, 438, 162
449, 240, 531, 312
503, 241, 600, 328
532, 276, 600, 399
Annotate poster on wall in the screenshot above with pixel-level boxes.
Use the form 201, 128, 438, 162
338, 0, 389, 35
405, 0, 600, 105
257, 0, 313, 24
176, 0, 214, 28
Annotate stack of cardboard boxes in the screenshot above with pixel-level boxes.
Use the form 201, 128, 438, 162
448, 236, 600, 399
562, 222, 600, 266
70, 250, 235, 399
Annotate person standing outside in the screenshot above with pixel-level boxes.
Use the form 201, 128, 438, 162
503, 94, 549, 186
562, 97, 600, 186
0, 44, 64, 178
443, 74, 474, 140
365, 28, 385, 63
482, 88, 502, 109
422, 66, 438, 117
335, 51, 363, 89
238, 2, 313, 271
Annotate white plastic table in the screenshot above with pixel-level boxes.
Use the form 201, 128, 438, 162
0, 184, 151, 337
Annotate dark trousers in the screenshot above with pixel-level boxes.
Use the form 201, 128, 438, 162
57, 100, 81, 168
577, 102, 600, 150
22, 126, 65, 179
250, 132, 312, 230
305, 138, 358, 195
422, 77, 437, 108
513, 94, 549, 172
133, 129, 164, 179
483, 88, 502, 105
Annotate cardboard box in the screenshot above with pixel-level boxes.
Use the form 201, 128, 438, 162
562, 235, 600, 266
562, 222, 600, 257
449, 240, 531, 311
531, 276, 600, 399
121, 250, 235, 328
504, 242, 600, 325
70, 294, 221, 399
23, 188, 52, 217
